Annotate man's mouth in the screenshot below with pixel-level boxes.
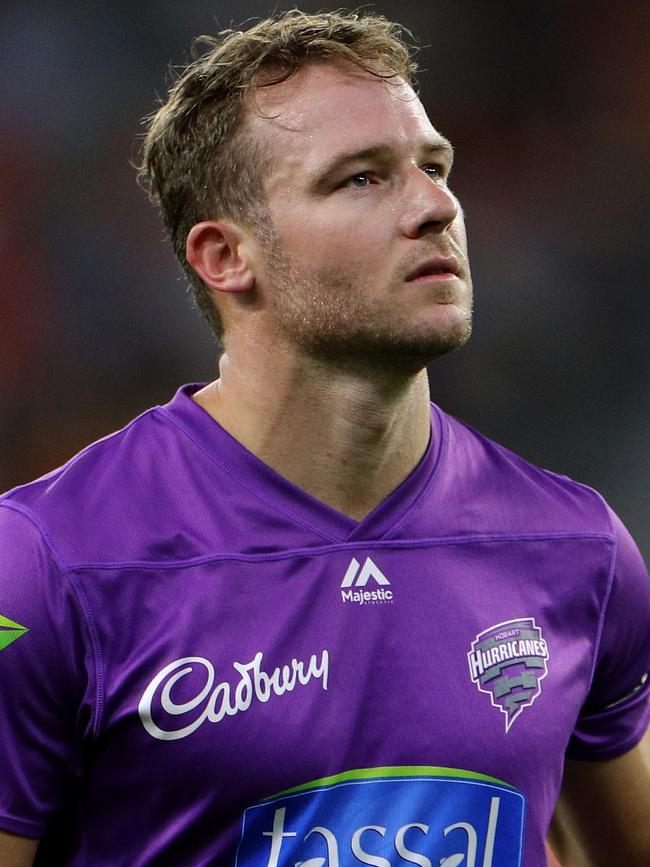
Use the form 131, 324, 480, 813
406, 255, 460, 282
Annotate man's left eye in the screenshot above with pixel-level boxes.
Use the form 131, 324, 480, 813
423, 164, 443, 179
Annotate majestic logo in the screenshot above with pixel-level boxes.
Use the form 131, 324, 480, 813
340, 557, 394, 605
139, 649, 329, 741
0, 614, 29, 654
236, 766, 526, 866
468, 618, 549, 732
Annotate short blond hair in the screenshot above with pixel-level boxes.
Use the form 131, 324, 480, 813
138, 9, 418, 339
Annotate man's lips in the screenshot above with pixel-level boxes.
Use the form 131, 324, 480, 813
405, 255, 460, 281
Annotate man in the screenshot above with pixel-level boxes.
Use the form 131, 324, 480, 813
0, 10, 648, 866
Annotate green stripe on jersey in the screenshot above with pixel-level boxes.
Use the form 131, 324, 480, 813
0, 614, 29, 653
269, 765, 513, 799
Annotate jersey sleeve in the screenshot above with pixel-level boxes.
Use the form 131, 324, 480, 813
567, 507, 650, 760
0, 503, 98, 837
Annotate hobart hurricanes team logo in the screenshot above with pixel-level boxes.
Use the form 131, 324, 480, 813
468, 617, 549, 732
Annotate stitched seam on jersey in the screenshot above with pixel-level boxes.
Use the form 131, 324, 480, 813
567, 725, 649, 763
380, 402, 449, 541
156, 408, 341, 543
0, 501, 106, 738
66, 531, 615, 571
583, 680, 650, 719
585, 500, 619, 695
0, 809, 48, 837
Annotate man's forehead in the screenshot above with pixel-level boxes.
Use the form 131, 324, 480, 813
247, 60, 442, 186
248, 59, 426, 135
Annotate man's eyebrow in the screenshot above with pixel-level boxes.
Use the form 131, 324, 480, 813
309, 146, 389, 190
309, 138, 455, 190
423, 137, 455, 161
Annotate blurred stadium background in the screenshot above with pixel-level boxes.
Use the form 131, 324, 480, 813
1, 0, 648, 560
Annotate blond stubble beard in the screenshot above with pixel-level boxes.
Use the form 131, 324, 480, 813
264, 235, 473, 375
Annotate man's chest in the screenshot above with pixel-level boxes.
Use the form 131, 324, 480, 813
78, 536, 609, 864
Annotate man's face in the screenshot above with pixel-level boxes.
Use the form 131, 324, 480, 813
247, 61, 473, 370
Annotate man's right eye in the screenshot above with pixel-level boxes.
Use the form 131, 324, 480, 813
345, 172, 372, 188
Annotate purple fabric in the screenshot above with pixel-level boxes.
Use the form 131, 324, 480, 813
0, 383, 648, 866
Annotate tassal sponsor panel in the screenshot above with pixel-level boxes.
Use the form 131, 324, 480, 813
236, 767, 525, 867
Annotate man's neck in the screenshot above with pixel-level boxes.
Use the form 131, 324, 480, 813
193, 344, 432, 522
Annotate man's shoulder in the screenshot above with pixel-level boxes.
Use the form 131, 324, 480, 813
3, 404, 161, 502
0, 392, 205, 567
436, 408, 614, 540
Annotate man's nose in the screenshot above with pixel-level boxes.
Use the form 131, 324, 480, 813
399, 169, 459, 239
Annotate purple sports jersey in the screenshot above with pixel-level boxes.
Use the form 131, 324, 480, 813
0, 383, 648, 866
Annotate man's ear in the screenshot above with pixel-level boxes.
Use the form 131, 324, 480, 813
186, 221, 255, 294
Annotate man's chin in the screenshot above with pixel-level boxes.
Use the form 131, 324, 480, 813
385, 322, 472, 369
377, 309, 473, 363
296, 317, 472, 374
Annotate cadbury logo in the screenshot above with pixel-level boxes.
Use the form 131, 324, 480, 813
139, 650, 329, 741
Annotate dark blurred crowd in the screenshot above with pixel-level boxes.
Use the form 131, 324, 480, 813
1, 0, 648, 556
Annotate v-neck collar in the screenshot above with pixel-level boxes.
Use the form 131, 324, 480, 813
160, 384, 447, 544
